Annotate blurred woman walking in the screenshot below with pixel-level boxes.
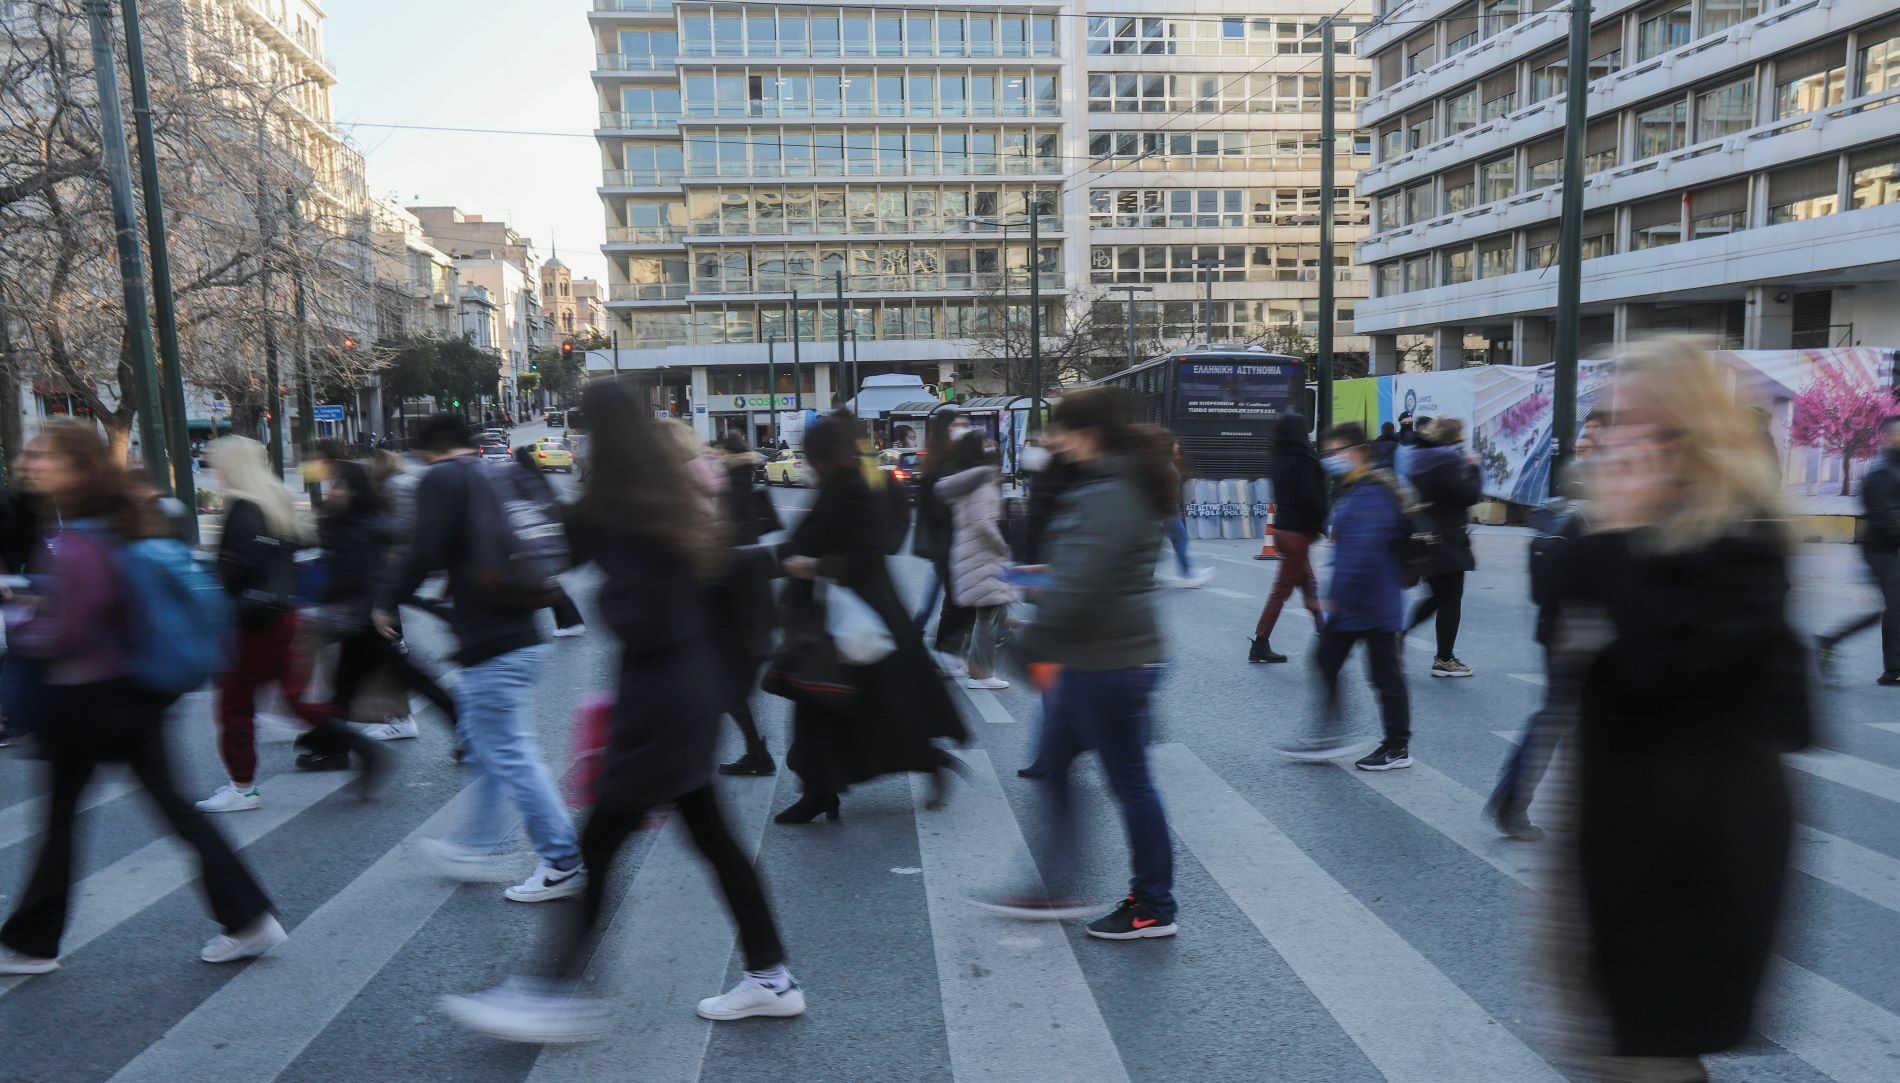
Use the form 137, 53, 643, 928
712, 433, 781, 776
934, 430, 1017, 690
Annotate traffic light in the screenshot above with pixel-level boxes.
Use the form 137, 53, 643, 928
342, 336, 356, 351
451, 399, 461, 408
530, 359, 539, 373
561, 340, 574, 361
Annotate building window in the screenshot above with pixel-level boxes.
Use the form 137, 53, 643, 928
1529, 57, 1567, 103
1630, 196, 1682, 249
1405, 183, 1434, 223
1442, 248, 1473, 284
1527, 138, 1562, 189
1637, 3, 1692, 62
1695, 78, 1755, 142
1481, 0, 1520, 39
1775, 46, 1846, 119
1850, 142, 1900, 209
1403, 256, 1432, 292
1445, 180, 1475, 213
1636, 99, 1688, 158
1481, 154, 1515, 203
1376, 191, 1401, 231
1445, 87, 1479, 136
1477, 235, 1513, 277
1858, 26, 1900, 98
1405, 112, 1433, 151
1585, 119, 1620, 173
1687, 182, 1749, 239
1378, 262, 1402, 295
1701, 0, 1761, 36
1481, 72, 1518, 121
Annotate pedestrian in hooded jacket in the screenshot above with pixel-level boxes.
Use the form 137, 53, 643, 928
1250, 413, 1328, 663
1817, 415, 1900, 686
934, 430, 1017, 690
1276, 422, 1414, 772
1402, 417, 1483, 678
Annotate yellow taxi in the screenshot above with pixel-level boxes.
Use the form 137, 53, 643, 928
531, 437, 575, 473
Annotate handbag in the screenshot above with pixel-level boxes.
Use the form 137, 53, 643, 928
825, 580, 894, 664
762, 583, 859, 711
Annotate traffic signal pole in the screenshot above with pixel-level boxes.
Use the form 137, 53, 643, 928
1551, 0, 1593, 492
1317, 16, 1337, 437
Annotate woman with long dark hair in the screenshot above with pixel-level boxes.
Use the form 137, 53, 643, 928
513, 445, 587, 638
1, 425, 285, 975
773, 415, 969, 823
441, 382, 800, 1042
980, 388, 1180, 940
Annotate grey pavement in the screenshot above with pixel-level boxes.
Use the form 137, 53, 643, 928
2, 491, 1899, 1082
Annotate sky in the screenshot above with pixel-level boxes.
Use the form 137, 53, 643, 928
324, 0, 608, 283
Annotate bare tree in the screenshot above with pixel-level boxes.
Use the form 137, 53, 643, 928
0, 0, 373, 455
964, 283, 1130, 394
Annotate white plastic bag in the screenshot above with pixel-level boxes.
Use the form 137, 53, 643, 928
823, 579, 895, 664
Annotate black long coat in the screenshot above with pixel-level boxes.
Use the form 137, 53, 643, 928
780, 471, 966, 792
1404, 445, 1481, 576
1556, 525, 1806, 1057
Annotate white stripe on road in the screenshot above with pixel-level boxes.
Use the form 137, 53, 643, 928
108, 783, 478, 1083
1506, 673, 1548, 687
1208, 554, 1267, 568
1390, 742, 1900, 1083
1867, 723, 1900, 736
1151, 743, 1564, 1083
527, 772, 780, 1083
956, 683, 1020, 727
0, 769, 354, 1000
1789, 749, 1900, 807
1206, 587, 1258, 602
0, 776, 141, 852
910, 748, 1131, 1083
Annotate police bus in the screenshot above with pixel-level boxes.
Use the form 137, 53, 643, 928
1092, 344, 1312, 478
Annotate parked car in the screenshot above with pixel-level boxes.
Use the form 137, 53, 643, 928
764, 448, 810, 487
877, 449, 926, 501
531, 438, 574, 473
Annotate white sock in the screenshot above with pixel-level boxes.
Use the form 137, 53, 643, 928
745, 965, 792, 992
233, 781, 258, 795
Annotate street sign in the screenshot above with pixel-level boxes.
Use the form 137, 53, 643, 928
312, 404, 345, 422
693, 404, 707, 415
209, 398, 228, 414
730, 394, 798, 411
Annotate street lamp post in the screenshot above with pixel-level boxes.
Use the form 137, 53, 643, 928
1551, 0, 1595, 490
1317, 16, 1338, 436
1109, 284, 1154, 370
767, 334, 779, 444
1193, 257, 1223, 343
789, 287, 803, 413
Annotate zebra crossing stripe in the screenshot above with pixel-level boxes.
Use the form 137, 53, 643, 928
910, 748, 1132, 1083
1151, 743, 1565, 1083
1790, 749, 1900, 806
107, 783, 480, 1083
525, 770, 780, 1083
0, 768, 355, 1000
955, 682, 1020, 727
1348, 753, 1900, 1082
0, 776, 141, 852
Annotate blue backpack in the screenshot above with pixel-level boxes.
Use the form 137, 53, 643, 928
71, 522, 235, 695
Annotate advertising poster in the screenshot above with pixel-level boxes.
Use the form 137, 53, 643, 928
1174, 361, 1303, 422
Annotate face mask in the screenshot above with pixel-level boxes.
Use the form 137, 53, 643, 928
1019, 445, 1051, 472
1322, 454, 1351, 478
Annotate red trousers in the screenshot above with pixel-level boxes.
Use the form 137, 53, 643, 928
215, 612, 333, 786
1254, 529, 1323, 640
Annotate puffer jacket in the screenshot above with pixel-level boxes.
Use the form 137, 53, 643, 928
1403, 444, 1481, 577
934, 465, 1017, 609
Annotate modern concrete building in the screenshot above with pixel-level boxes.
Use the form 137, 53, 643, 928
410, 206, 548, 414
588, 1, 1374, 440
1350, 0, 1900, 371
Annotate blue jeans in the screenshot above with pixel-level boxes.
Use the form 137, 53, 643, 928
452, 645, 579, 867
1164, 516, 1193, 575
1034, 663, 1175, 920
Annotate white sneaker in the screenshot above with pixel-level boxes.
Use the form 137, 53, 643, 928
201, 913, 287, 963
963, 676, 1010, 691
934, 651, 968, 677
420, 838, 523, 883
0, 946, 58, 975
196, 783, 261, 813
504, 861, 587, 903
552, 625, 586, 638
1171, 566, 1216, 589
440, 978, 611, 1044
696, 975, 807, 1021
355, 718, 419, 741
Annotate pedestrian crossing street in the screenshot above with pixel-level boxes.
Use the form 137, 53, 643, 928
5, 662, 1900, 1083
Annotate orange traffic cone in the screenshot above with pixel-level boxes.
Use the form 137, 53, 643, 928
1254, 504, 1280, 560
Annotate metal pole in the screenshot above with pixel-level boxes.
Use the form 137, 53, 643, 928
1109, 284, 1153, 370
254, 106, 285, 477
610, 329, 621, 376
83, 1, 167, 481
1317, 16, 1338, 437
1198, 259, 1218, 343
790, 287, 803, 412
293, 264, 318, 501
835, 269, 847, 408
1027, 192, 1042, 434
767, 334, 778, 443
849, 329, 860, 416
122, 0, 191, 527
1551, 0, 1593, 492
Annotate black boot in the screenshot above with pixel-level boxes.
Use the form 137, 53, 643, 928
718, 746, 776, 776
1249, 637, 1287, 663
295, 751, 351, 772
774, 792, 840, 824
1486, 797, 1544, 841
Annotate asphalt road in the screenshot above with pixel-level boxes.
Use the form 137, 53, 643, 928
1, 469, 1898, 1083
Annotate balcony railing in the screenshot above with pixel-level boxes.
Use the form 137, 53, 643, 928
678, 41, 1059, 60
605, 225, 685, 244
599, 110, 682, 129
689, 271, 1067, 295
602, 168, 685, 186
682, 156, 1061, 180
681, 99, 1063, 119
594, 0, 672, 12
687, 213, 1063, 238
609, 282, 691, 301
595, 52, 676, 71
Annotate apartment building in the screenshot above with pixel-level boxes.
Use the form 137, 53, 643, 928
1351, 0, 1900, 370
410, 206, 549, 409
589, 1, 1372, 439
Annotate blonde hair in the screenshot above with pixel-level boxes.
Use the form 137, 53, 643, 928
1427, 416, 1465, 445
655, 419, 700, 464
1610, 337, 1786, 554
208, 436, 300, 541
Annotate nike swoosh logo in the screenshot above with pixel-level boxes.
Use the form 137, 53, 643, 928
544, 868, 582, 887
1131, 917, 1160, 929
